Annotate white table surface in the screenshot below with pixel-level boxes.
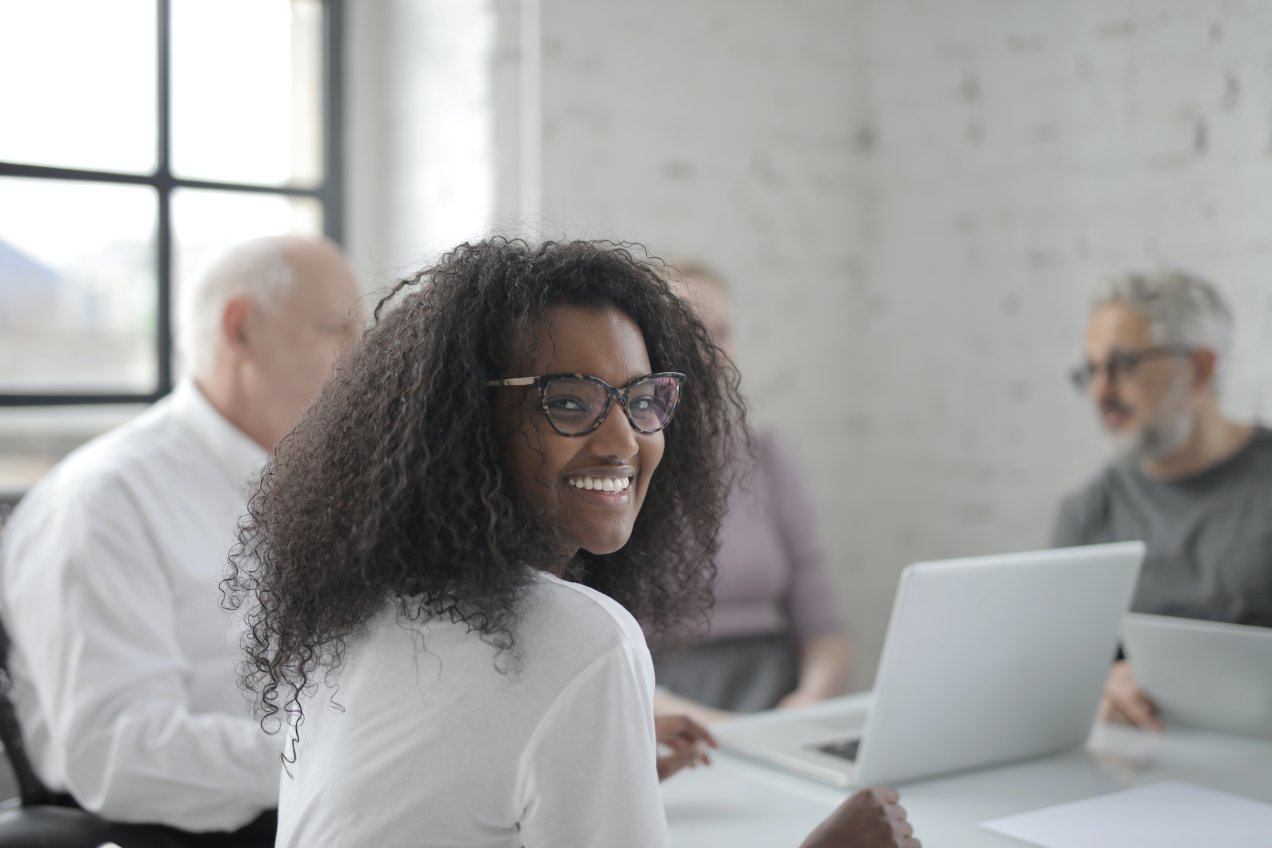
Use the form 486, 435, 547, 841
661, 694, 1272, 847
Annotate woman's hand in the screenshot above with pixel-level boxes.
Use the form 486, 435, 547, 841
780, 633, 854, 709
799, 787, 919, 848
1098, 660, 1163, 732
654, 688, 735, 726
655, 714, 718, 781
776, 688, 821, 710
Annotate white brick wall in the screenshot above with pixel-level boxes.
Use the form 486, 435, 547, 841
350, 0, 1272, 687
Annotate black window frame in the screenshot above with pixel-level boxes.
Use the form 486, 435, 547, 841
0, 0, 345, 407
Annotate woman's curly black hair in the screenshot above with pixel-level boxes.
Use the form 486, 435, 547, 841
223, 238, 747, 731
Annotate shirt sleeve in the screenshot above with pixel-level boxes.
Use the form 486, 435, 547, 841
515, 642, 670, 848
4, 478, 278, 831
763, 432, 845, 644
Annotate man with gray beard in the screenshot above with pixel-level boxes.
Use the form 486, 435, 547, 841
1052, 271, 1272, 731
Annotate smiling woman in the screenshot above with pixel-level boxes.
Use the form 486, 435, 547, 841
222, 239, 742, 846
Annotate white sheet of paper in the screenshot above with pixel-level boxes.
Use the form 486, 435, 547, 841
980, 782, 1272, 848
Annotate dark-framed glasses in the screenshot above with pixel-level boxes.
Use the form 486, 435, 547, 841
485, 372, 686, 437
1068, 345, 1192, 392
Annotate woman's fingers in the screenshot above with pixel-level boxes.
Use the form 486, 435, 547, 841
655, 713, 719, 748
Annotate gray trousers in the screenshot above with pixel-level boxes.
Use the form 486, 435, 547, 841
652, 631, 800, 712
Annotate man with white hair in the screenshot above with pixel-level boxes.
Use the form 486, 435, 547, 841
1052, 270, 1272, 731
0, 236, 362, 844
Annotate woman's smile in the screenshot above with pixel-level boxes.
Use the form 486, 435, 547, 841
564, 470, 635, 504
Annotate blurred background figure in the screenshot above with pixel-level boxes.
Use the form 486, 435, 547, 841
0, 236, 362, 845
653, 262, 853, 724
1053, 271, 1272, 731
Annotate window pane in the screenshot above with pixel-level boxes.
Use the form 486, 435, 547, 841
0, 0, 156, 174
0, 405, 144, 496
171, 0, 324, 187
0, 178, 158, 394
171, 188, 322, 375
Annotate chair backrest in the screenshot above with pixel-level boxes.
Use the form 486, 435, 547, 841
0, 615, 58, 806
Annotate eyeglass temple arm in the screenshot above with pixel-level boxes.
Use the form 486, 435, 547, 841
484, 377, 538, 387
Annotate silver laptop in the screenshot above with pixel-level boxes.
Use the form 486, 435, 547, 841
1122, 613, 1272, 740
714, 542, 1145, 787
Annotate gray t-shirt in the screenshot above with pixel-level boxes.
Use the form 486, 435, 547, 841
1051, 427, 1272, 627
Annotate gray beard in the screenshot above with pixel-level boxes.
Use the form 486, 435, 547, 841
1113, 376, 1195, 463
1115, 410, 1193, 462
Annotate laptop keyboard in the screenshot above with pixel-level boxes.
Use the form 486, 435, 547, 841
811, 737, 861, 762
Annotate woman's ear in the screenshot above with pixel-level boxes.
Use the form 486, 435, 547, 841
489, 385, 531, 447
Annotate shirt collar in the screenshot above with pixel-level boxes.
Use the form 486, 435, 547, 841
168, 379, 270, 490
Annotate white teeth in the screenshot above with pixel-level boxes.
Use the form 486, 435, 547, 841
568, 476, 631, 492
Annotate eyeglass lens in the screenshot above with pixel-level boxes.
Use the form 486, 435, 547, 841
542, 375, 680, 434
1070, 347, 1183, 391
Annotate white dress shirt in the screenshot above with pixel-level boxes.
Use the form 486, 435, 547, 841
0, 381, 279, 831
276, 572, 671, 847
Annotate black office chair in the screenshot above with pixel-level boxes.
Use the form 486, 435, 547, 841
0, 616, 190, 848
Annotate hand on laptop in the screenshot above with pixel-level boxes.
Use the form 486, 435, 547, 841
655, 714, 718, 781
1098, 660, 1163, 732
799, 787, 919, 847
776, 688, 821, 710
